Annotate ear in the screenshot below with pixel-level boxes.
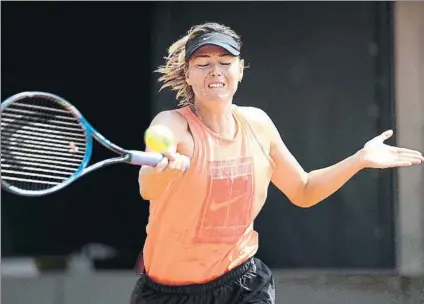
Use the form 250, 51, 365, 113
239, 59, 245, 82
185, 66, 192, 86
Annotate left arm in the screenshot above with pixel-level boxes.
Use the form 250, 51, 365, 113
287, 151, 364, 208
266, 112, 364, 208
246, 107, 423, 208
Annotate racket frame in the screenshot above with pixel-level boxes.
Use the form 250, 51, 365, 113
1, 91, 163, 197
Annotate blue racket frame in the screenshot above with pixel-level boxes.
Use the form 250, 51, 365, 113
1, 91, 164, 197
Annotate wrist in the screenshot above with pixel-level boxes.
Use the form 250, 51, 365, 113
353, 148, 367, 171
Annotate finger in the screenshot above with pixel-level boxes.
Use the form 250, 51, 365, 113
171, 158, 183, 171
392, 148, 424, 161
180, 155, 191, 171
380, 130, 393, 141
167, 154, 190, 171
178, 156, 191, 171
394, 147, 423, 157
399, 157, 422, 165
401, 153, 424, 161
394, 150, 423, 158
154, 157, 169, 172
167, 160, 177, 170
399, 150, 424, 161
176, 157, 188, 171
162, 151, 178, 161
391, 161, 413, 167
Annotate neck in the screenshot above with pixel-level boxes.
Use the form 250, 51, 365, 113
191, 101, 237, 139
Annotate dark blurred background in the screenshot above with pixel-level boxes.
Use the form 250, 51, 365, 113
2, 1, 396, 271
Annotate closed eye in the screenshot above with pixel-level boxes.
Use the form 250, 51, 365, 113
196, 62, 232, 67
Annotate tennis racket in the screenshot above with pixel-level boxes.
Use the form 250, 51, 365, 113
1, 91, 167, 197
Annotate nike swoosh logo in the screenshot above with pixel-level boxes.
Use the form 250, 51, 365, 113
209, 193, 249, 211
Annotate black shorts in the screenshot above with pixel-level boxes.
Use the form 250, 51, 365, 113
130, 257, 275, 304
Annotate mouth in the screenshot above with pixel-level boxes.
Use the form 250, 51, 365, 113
208, 82, 225, 88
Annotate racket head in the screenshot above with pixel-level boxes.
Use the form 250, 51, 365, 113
1, 91, 93, 196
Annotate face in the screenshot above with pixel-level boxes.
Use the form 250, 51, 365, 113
185, 45, 244, 107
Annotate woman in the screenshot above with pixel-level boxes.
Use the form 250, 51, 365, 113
132, 22, 423, 304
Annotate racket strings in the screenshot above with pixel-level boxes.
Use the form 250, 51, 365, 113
1, 97, 87, 191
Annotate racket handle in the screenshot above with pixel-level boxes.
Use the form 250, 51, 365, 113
128, 151, 164, 167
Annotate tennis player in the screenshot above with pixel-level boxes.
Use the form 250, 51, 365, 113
132, 22, 423, 304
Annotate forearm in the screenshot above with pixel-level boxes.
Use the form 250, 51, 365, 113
298, 150, 364, 208
138, 166, 173, 200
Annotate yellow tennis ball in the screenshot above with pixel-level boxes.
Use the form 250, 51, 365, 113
144, 125, 174, 153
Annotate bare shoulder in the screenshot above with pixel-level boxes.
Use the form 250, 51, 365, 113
151, 109, 187, 129
149, 109, 189, 142
237, 106, 274, 130
237, 106, 277, 154
237, 105, 283, 151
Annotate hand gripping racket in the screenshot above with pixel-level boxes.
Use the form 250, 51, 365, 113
1, 91, 167, 197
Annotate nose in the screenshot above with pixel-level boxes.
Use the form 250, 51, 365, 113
210, 63, 223, 77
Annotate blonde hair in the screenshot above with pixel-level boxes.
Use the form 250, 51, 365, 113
156, 22, 242, 107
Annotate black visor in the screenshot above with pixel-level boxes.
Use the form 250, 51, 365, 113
185, 32, 240, 61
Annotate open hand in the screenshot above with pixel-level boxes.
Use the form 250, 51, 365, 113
360, 130, 424, 169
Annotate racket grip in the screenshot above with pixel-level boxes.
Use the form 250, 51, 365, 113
128, 151, 164, 167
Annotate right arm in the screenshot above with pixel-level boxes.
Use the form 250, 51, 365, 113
138, 110, 188, 200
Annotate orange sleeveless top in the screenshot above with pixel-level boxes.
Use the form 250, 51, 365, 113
142, 105, 275, 285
